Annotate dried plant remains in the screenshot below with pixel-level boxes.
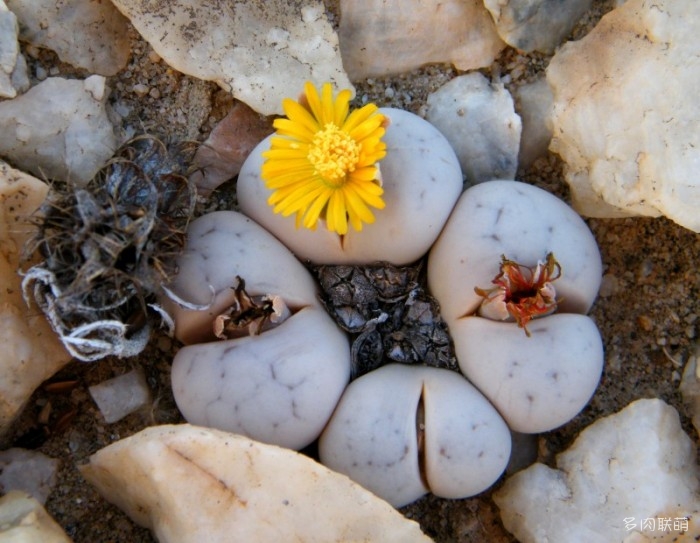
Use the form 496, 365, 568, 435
475, 252, 562, 336
22, 136, 197, 361
213, 277, 291, 340
313, 261, 457, 378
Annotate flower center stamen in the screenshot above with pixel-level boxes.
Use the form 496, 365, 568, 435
308, 123, 361, 186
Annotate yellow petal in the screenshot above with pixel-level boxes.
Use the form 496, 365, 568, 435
272, 117, 316, 141
358, 147, 387, 167
263, 148, 309, 160
327, 190, 348, 235
345, 187, 376, 224
263, 170, 316, 190
277, 182, 327, 213
261, 159, 315, 176
267, 183, 305, 206
282, 98, 320, 134
268, 138, 309, 152
334, 89, 353, 126
294, 210, 305, 229
321, 82, 335, 125
267, 178, 319, 205
302, 188, 333, 229
347, 178, 385, 209
349, 165, 380, 182
304, 81, 323, 124
357, 135, 387, 161
349, 115, 386, 142
342, 104, 380, 133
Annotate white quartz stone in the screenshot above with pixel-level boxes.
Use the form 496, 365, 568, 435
0, 76, 116, 185
7, 0, 130, 76
484, 0, 593, 53
0, 162, 70, 436
162, 210, 320, 345
547, 0, 700, 232
171, 307, 350, 451
427, 73, 521, 185
80, 424, 433, 543
0, 491, 72, 543
0, 2, 17, 75
109, 0, 350, 116
338, 0, 505, 79
9, 53, 29, 95
513, 77, 553, 168
0, 1, 28, 99
0, 449, 59, 505
679, 343, 700, 435
89, 368, 152, 424
428, 180, 602, 325
319, 364, 511, 507
494, 399, 700, 542
451, 314, 603, 433
238, 108, 463, 265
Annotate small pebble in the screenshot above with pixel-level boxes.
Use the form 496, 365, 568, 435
156, 335, 172, 352
598, 273, 619, 297
0, 448, 59, 504
89, 368, 152, 424
25, 44, 41, 59
637, 315, 653, 332
132, 83, 149, 96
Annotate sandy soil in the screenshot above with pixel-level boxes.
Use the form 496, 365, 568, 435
3, 1, 699, 542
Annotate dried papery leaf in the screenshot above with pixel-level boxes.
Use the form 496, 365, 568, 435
313, 261, 457, 378
212, 277, 291, 340
22, 135, 197, 361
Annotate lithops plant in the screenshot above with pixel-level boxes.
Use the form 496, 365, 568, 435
428, 180, 604, 433
237, 82, 463, 265
163, 210, 351, 450
319, 364, 511, 507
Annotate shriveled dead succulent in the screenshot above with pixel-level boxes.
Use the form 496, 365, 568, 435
313, 262, 457, 378
22, 135, 196, 361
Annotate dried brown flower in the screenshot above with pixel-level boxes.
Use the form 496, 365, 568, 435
22, 135, 197, 361
212, 277, 291, 339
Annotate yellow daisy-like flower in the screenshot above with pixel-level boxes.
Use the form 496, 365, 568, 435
261, 81, 387, 235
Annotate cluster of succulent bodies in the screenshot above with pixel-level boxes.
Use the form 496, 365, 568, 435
164, 87, 604, 508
